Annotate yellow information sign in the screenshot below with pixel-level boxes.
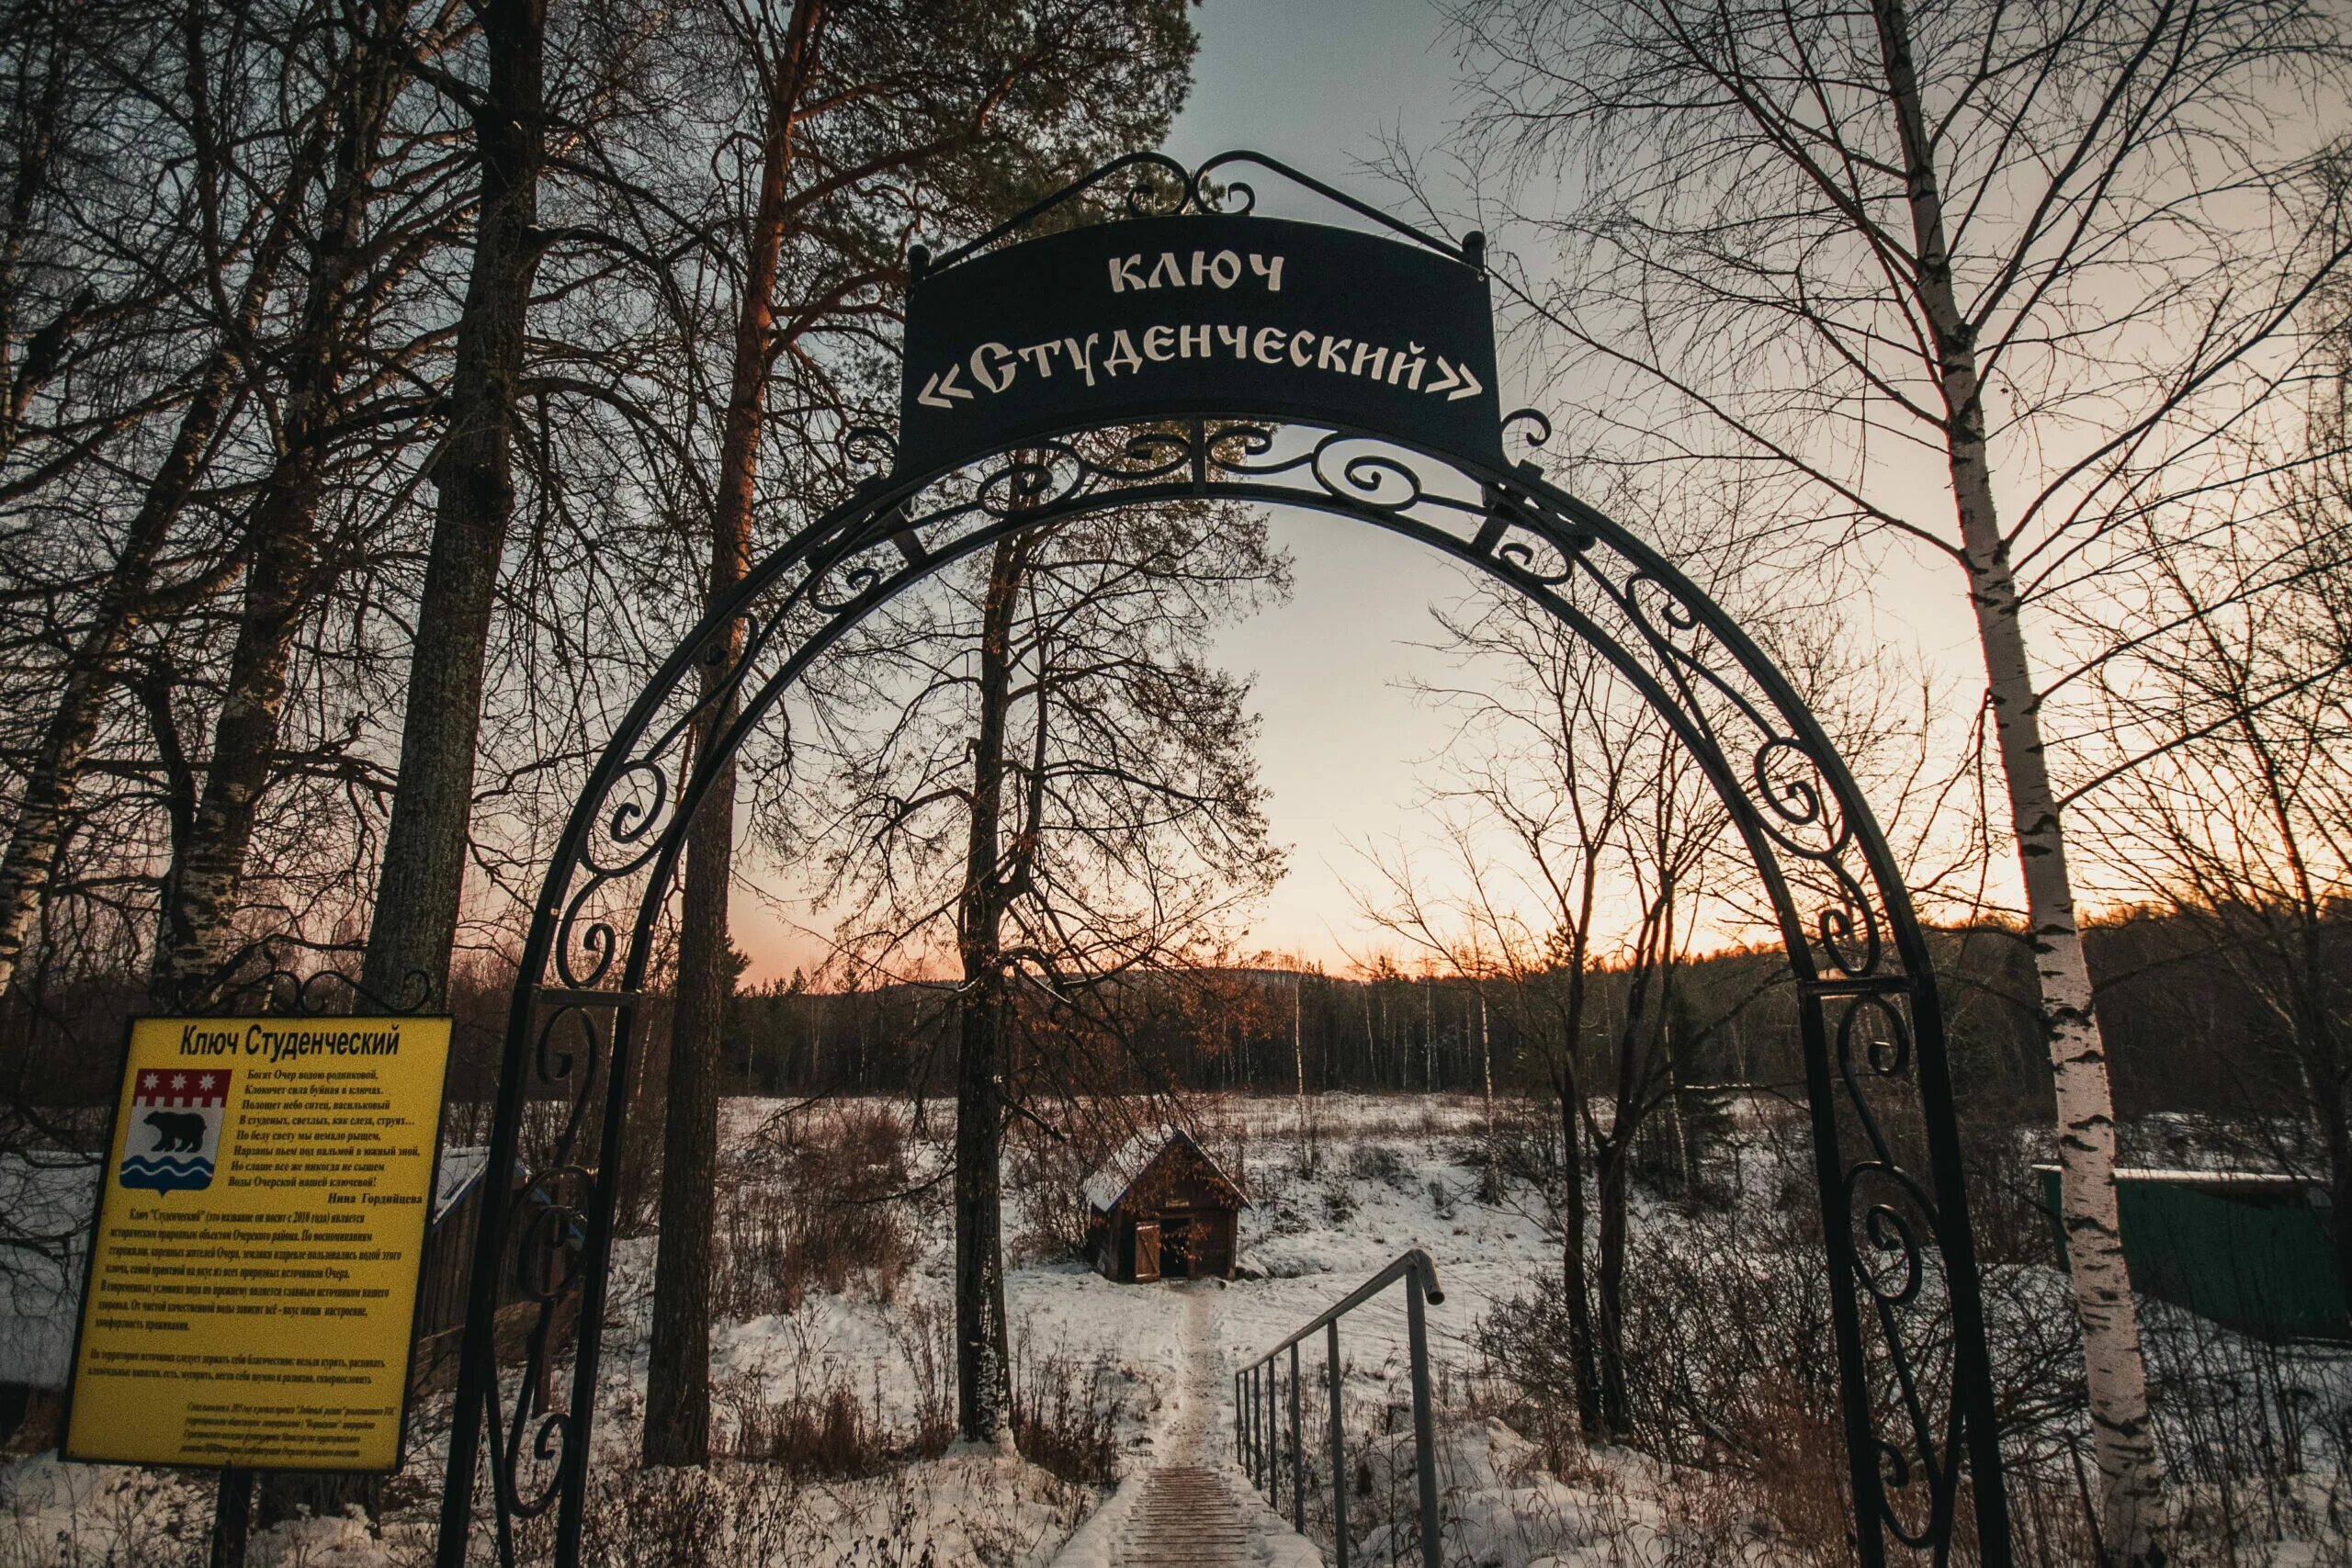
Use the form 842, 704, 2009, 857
63, 1015, 453, 1472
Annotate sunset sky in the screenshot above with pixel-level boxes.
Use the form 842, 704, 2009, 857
731, 0, 1991, 983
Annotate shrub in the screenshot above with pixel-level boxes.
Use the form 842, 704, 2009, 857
1002, 1121, 1114, 1267
711, 1101, 916, 1316
1347, 1140, 1408, 1186
727, 1382, 885, 1476
1010, 1329, 1133, 1487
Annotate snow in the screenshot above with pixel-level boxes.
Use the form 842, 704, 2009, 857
2030, 1162, 2324, 1188
433, 1145, 490, 1222
0, 1094, 1683, 1565
1080, 1126, 1246, 1215
1081, 1130, 1171, 1214
10, 1089, 2349, 1567
0, 1154, 97, 1389
1048, 1285, 1320, 1568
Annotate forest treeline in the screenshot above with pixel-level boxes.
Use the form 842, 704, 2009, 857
684, 908, 2352, 1131
69, 904, 2298, 1133
12, 900, 2344, 1132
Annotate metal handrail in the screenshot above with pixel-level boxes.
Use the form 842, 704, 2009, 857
1233, 1249, 1445, 1568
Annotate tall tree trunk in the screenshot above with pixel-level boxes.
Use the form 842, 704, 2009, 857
1555, 1065, 1600, 1435
1294, 971, 1310, 1170
1477, 983, 1499, 1201
1594, 1134, 1630, 1437
1870, 0, 2162, 1554
0, 343, 243, 1003
0, 4, 303, 1005
1555, 866, 1602, 1433
643, 0, 824, 1468
0, 2, 77, 461
1660, 1022, 1690, 1197
361, 0, 545, 1010
954, 533, 1028, 1445
173, 7, 411, 1526
152, 12, 403, 1007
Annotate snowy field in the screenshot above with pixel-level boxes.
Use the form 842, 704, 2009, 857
9, 1091, 2352, 1566
1, 1092, 1662, 1568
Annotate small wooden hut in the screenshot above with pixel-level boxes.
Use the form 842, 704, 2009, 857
1083, 1128, 1248, 1282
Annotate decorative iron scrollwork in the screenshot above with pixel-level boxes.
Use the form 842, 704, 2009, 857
439, 405, 2008, 1568
209, 936, 433, 1018
925, 150, 1476, 276
841, 424, 898, 478
1501, 406, 1553, 457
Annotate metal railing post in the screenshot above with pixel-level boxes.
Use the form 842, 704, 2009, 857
1275, 1354, 1287, 1509
1289, 1341, 1305, 1532
1246, 1365, 1259, 1485
1327, 1320, 1349, 1568
1407, 1269, 1441, 1568
1254, 1364, 1266, 1487
1261, 1358, 1272, 1502
1257, 1359, 1270, 1501
1267, 1358, 1280, 1504
1230, 1251, 1441, 1565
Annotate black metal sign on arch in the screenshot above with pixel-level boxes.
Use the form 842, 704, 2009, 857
898, 213, 1504, 476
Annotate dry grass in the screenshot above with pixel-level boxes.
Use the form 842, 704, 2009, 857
710, 1101, 918, 1318
1009, 1328, 1136, 1488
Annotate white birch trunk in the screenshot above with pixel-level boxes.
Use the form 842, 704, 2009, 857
1479, 985, 1499, 1199
1871, 0, 2163, 1554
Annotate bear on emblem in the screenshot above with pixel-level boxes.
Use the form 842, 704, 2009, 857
119, 1068, 230, 1194
143, 1109, 208, 1152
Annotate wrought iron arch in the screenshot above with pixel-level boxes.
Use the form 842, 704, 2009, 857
436, 164, 2012, 1568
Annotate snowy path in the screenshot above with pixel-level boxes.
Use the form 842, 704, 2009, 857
1049, 1283, 1321, 1568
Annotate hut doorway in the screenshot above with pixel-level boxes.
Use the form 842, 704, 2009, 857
1162, 1214, 1194, 1279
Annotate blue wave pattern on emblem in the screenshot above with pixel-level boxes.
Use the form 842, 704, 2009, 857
119, 1155, 215, 1193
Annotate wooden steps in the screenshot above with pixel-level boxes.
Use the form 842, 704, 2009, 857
1111, 1464, 1257, 1564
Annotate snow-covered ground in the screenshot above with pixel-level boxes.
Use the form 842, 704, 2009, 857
1, 1093, 1619, 1568
10, 1090, 2350, 1567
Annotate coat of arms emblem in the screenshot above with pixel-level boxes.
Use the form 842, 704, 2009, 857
120, 1068, 230, 1193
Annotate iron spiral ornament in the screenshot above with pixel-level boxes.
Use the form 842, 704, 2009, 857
436, 151, 2007, 1568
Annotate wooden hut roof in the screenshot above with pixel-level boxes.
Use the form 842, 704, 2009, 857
1081, 1127, 1249, 1214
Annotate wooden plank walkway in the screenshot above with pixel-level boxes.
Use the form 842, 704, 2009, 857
1051, 1285, 1322, 1568
1108, 1464, 1261, 1565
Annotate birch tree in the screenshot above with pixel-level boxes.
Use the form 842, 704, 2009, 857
0, 0, 323, 1004
1441, 0, 2352, 1551
150, 0, 440, 1006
